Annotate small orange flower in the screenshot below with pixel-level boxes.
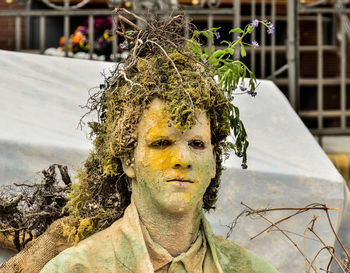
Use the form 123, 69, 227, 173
73, 32, 83, 44
59, 37, 65, 46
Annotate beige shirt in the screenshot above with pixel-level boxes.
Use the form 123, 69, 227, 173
141, 219, 217, 273
40, 201, 279, 273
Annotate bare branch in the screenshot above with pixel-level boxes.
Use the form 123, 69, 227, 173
306, 217, 348, 272
116, 14, 142, 32
241, 202, 318, 273
114, 8, 148, 26
325, 208, 350, 261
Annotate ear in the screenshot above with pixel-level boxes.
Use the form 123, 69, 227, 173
210, 150, 216, 179
120, 156, 136, 179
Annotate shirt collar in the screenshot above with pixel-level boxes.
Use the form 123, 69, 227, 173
140, 221, 207, 272
112, 200, 223, 273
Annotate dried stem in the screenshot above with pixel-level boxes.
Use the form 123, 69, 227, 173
247, 205, 339, 214
114, 8, 148, 26
146, 40, 194, 110
325, 208, 350, 261
241, 202, 318, 273
117, 14, 142, 32
120, 69, 143, 91
239, 202, 349, 273
147, 40, 183, 83
307, 217, 348, 272
248, 204, 338, 241
225, 209, 247, 239
115, 30, 134, 40
308, 246, 335, 273
0, 164, 71, 250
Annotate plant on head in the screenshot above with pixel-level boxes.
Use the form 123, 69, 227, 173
63, 10, 274, 244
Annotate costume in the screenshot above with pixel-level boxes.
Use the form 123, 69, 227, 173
40, 201, 279, 273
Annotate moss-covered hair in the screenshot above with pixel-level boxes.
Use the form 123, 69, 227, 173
63, 13, 234, 244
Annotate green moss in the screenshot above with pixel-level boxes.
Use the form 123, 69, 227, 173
62, 20, 233, 244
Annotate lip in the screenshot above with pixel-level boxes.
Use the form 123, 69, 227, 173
166, 179, 194, 183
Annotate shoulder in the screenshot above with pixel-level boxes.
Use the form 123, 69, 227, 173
213, 235, 279, 273
40, 221, 120, 273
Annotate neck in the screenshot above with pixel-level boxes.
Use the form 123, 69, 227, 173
132, 195, 202, 257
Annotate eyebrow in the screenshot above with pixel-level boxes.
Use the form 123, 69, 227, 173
188, 135, 205, 140
144, 135, 172, 143
187, 133, 211, 140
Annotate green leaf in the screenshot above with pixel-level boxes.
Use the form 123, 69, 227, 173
186, 39, 202, 57
218, 65, 227, 73
249, 78, 256, 91
212, 49, 225, 58
193, 30, 200, 37
230, 28, 244, 34
234, 106, 240, 118
240, 44, 246, 57
225, 48, 234, 55
242, 141, 249, 164
209, 56, 219, 67
220, 40, 231, 46
247, 25, 253, 34
201, 31, 214, 44
242, 66, 247, 80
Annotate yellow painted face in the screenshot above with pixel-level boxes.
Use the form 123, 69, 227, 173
130, 98, 216, 213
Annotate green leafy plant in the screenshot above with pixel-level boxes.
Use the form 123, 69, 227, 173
187, 19, 274, 168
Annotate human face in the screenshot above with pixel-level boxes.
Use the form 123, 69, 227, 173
129, 98, 216, 214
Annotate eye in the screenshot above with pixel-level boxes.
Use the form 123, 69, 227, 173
150, 139, 172, 149
188, 139, 205, 150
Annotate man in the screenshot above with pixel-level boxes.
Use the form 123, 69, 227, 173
40, 96, 278, 272
39, 14, 278, 273
2, 13, 279, 273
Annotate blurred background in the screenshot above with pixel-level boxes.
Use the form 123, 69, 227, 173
0, 0, 349, 186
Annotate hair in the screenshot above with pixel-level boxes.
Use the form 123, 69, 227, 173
62, 13, 233, 244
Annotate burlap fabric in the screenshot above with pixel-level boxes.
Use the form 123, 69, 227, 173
0, 217, 72, 273
0, 232, 18, 252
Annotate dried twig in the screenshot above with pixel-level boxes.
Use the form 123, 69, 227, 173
324, 208, 350, 262
114, 8, 148, 26
116, 14, 142, 32
248, 204, 338, 241
306, 216, 348, 272
241, 202, 318, 273
238, 202, 350, 273
225, 209, 248, 239
0, 164, 72, 251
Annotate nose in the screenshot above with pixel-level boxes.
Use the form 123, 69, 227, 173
172, 144, 192, 170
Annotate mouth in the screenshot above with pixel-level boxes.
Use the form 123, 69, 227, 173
166, 179, 194, 184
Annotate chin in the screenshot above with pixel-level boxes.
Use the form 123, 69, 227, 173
158, 193, 200, 214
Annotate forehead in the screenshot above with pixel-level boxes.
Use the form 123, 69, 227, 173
137, 98, 211, 140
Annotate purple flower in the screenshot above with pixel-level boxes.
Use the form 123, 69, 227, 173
267, 23, 275, 34
252, 19, 259, 29
78, 26, 88, 35
239, 85, 247, 91
120, 41, 128, 49
237, 35, 241, 40
252, 40, 259, 48
95, 38, 104, 50
202, 58, 207, 64
215, 31, 221, 39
